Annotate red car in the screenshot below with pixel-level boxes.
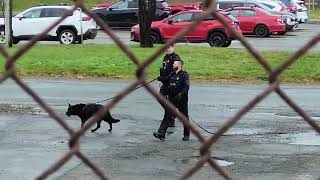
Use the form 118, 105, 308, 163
225, 7, 286, 37
131, 10, 242, 47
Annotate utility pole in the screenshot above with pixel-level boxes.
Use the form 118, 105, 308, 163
4, 0, 12, 47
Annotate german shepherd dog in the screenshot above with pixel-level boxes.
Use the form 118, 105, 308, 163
66, 103, 120, 132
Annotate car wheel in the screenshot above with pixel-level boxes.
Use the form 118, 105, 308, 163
0, 28, 5, 44
222, 40, 232, 47
59, 29, 76, 44
150, 31, 161, 44
208, 32, 227, 47
254, 24, 269, 38
12, 38, 20, 44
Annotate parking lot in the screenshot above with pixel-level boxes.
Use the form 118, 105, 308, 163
31, 23, 320, 51
82, 23, 320, 51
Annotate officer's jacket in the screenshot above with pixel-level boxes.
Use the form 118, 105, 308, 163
168, 70, 189, 97
160, 52, 181, 82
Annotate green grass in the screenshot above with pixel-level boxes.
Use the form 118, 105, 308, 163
1, 44, 320, 84
308, 5, 320, 21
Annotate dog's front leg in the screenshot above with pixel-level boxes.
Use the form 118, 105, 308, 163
108, 122, 112, 132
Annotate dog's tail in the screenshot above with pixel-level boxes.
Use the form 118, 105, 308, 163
112, 119, 120, 123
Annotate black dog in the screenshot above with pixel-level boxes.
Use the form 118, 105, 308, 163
66, 103, 120, 132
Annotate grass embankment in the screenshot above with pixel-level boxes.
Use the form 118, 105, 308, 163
309, 6, 320, 21
1, 45, 320, 84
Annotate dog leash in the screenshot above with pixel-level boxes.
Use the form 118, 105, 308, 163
95, 78, 158, 103
94, 78, 219, 135
189, 115, 218, 135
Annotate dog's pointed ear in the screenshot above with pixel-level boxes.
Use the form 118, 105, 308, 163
67, 100, 71, 107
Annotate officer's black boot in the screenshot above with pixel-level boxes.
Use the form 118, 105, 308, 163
182, 136, 189, 141
153, 132, 165, 140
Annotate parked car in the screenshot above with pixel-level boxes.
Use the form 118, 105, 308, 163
91, 0, 171, 28
169, 2, 203, 14
0, 5, 97, 44
280, 0, 308, 22
224, 7, 286, 37
279, 0, 297, 13
131, 10, 242, 47
217, 0, 298, 31
292, 0, 308, 22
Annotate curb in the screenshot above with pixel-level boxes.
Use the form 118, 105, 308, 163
306, 20, 320, 24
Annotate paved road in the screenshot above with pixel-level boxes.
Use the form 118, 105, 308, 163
0, 79, 319, 179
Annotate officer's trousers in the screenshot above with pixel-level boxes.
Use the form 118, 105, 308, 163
158, 96, 190, 137
159, 86, 175, 127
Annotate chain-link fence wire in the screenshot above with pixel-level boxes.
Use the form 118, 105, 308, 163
0, 0, 319, 179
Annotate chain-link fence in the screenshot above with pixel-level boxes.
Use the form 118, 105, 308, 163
0, 0, 319, 179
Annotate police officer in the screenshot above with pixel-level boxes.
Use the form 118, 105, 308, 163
157, 44, 181, 128
154, 59, 190, 141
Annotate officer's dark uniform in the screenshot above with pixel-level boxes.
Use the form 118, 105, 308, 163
157, 52, 181, 127
158, 52, 181, 96
156, 69, 190, 140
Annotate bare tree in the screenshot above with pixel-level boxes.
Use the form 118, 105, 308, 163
138, 0, 156, 48
4, 0, 12, 47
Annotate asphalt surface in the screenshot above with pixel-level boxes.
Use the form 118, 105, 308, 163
0, 79, 319, 179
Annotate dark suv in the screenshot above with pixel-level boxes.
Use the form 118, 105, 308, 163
91, 0, 171, 28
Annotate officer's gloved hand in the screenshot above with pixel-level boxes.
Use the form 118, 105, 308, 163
157, 76, 163, 82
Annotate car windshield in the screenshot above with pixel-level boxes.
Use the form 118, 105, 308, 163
280, 0, 294, 6
226, 14, 238, 22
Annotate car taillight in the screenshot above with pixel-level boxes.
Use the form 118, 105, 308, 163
288, 6, 296, 12
82, 16, 91, 21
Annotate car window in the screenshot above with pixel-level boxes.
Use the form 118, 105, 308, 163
192, 13, 216, 21
218, 2, 233, 9
240, 10, 256, 16
128, 1, 138, 8
226, 13, 239, 22
110, 1, 129, 9
22, 9, 42, 18
229, 10, 238, 17
280, 0, 294, 6
243, 3, 255, 7
170, 13, 193, 23
41, 8, 68, 17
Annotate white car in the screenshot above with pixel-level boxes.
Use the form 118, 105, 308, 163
0, 5, 98, 44
292, 0, 308, 22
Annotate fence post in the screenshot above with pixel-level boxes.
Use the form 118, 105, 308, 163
4, 0, 12, 48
